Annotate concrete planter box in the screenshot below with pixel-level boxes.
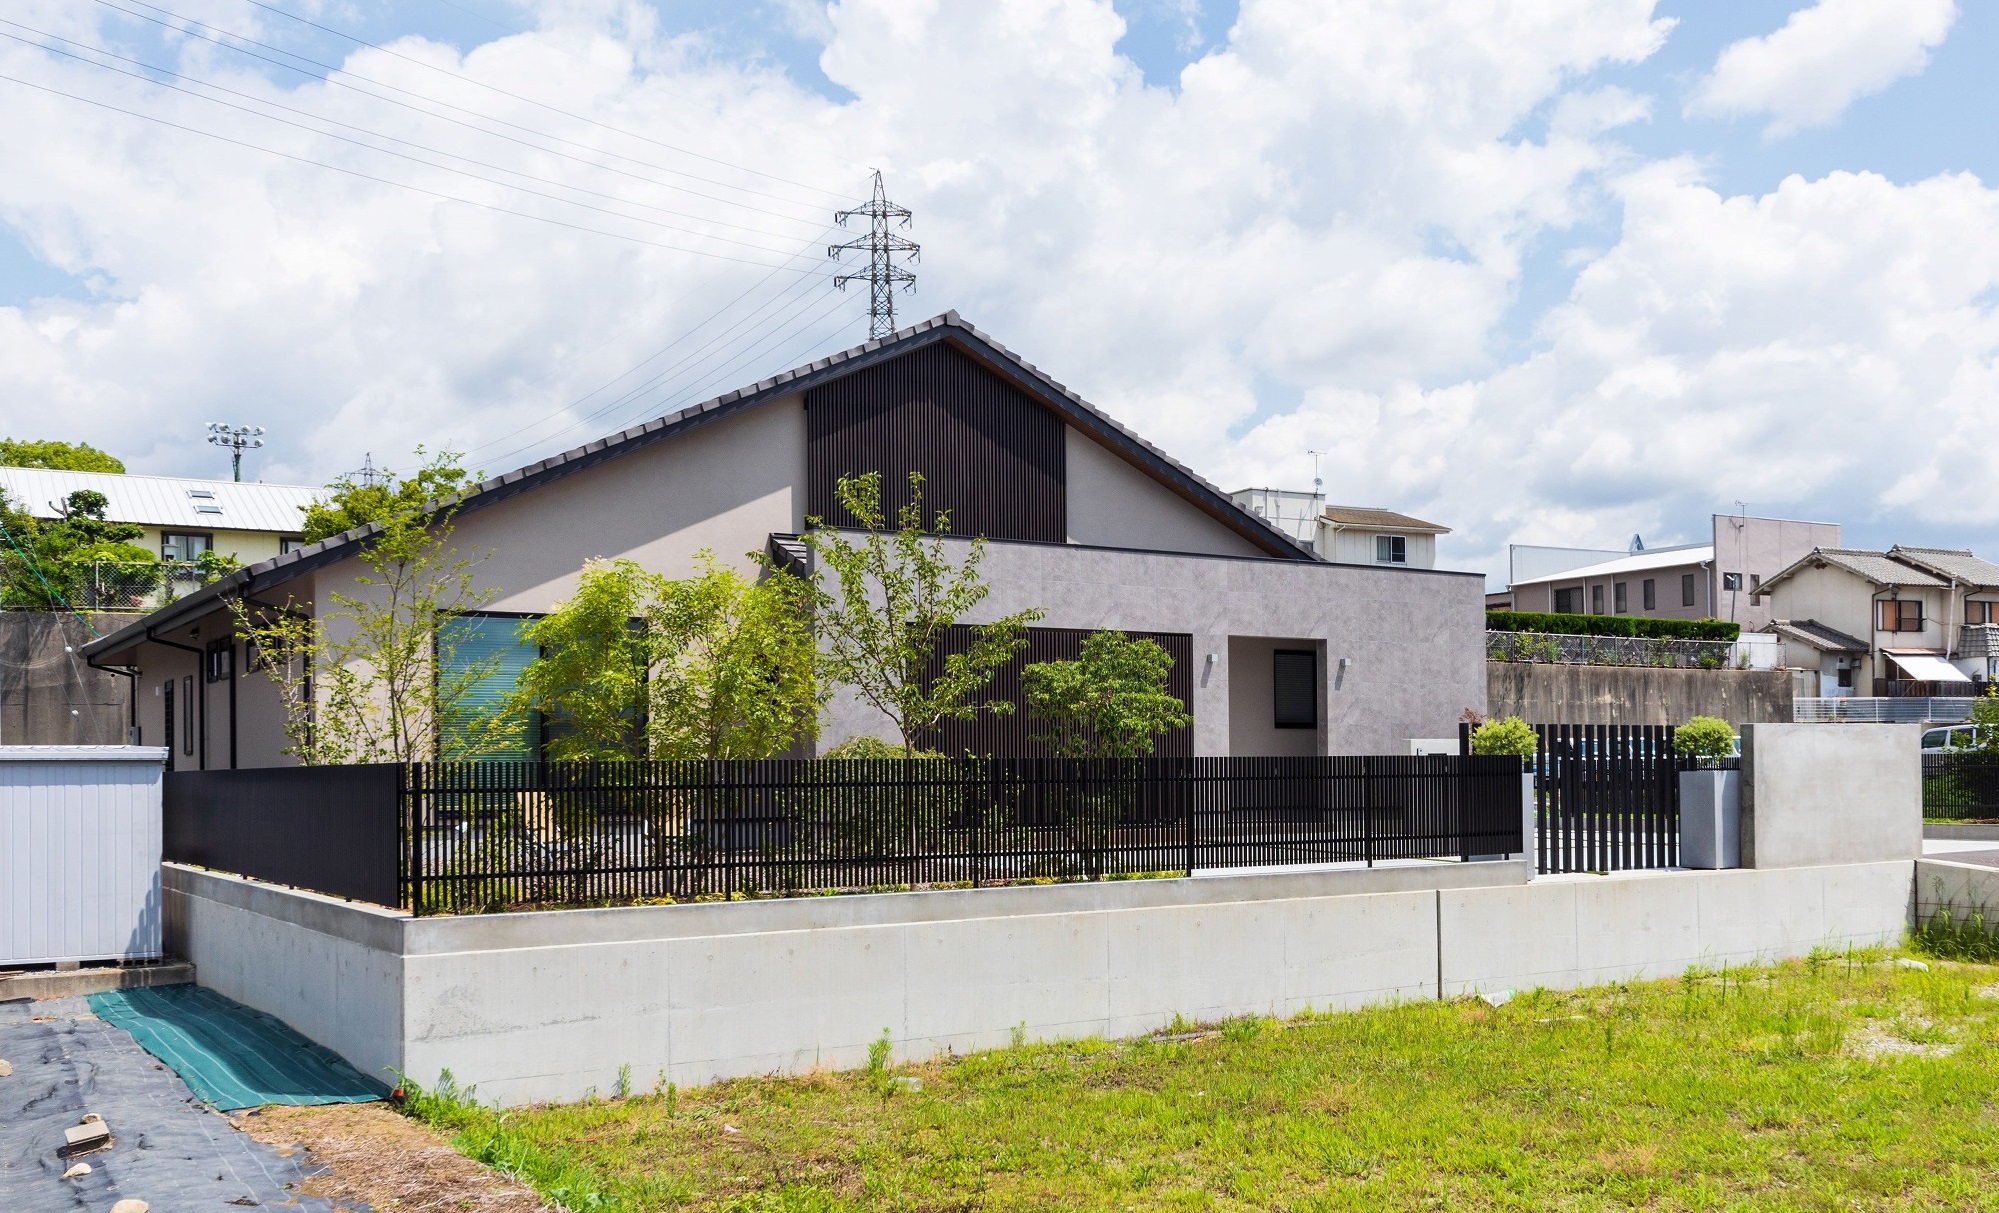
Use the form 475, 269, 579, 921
1679, 769, 1740, 869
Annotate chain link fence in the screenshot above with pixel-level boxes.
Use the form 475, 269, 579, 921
1486, 629, 1742, 670
1, 560, 217, 613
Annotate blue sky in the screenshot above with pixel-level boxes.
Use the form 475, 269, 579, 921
0, 0, 1991, 577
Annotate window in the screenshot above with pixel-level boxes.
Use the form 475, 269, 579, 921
439, 614, 542, 761
279, 536, 305, 554
1969, 601, 1998, 625
1681, 573, 1696, 607
204, 638, 233, 683
161, 532, 212, 562
1836, 665, 1855, 689
1722, 572, 1743, 592
1614, 582, 1628, 614
161, 679, 175, 772
1375, 534, 1407, 564
1591, 585, 1605, 615
1749, 573, 1762, 594
1642, 579, 1656, 611
1272, 650, 1317, 729
181, 674, 195, 756
1554, 587, 1582, 614
1879, 600, 1925, 632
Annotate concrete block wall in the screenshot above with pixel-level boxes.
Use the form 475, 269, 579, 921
167, 855, 1912, 1106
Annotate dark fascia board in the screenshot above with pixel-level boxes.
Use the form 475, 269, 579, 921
83, 311, 1315, 661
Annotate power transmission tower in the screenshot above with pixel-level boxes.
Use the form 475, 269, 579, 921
829, 170, 919, 340
346, 453, 386, 487
206, 422, 265, 482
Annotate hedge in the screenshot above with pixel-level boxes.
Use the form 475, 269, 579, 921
1486, 610, 1739, 642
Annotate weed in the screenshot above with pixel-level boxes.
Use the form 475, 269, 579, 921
615, 1063, 631, 1100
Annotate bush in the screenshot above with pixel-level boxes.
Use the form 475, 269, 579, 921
1674, 716, 1736, 763
821, 734, 937, 760
1486, 610, 1739, 642
1470, 716, 1538, 760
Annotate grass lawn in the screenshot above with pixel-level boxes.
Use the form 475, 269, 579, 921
407, 948, 1999, 1211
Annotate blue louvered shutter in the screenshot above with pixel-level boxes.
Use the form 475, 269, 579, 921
439, 615, 538, 761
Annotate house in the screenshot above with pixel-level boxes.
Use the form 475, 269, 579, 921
1227, 489, 1450, 568
1500, 514, 1840, 631
82, 313, 1487, 768
0, 466, 320, 603
1758, 546, 1999, 695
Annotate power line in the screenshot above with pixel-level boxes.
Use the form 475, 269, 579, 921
830, 170, 918, 340
234, 0, 857, 203
89, 0, 840, 222
0, 71, 841, 269
2, 29, 834, 257
0, 22, 829, 245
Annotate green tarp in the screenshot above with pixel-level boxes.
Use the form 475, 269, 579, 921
87, 985, 385, 1111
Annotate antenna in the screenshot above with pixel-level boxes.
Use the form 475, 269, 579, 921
829, 170, 919, 340
1307, 449, 1323, 495
206, 422, 265, 482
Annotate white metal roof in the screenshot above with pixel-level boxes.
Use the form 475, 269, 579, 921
1509, 544, 1713, 588
0, 467, 320, 534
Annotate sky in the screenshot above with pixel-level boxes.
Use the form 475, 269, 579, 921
0, 0, 1992, 584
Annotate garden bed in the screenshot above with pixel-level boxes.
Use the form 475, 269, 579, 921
401, 946, 1999, 1210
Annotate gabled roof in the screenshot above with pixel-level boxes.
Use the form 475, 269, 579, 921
1320, 505, 1450, 534
1767, 618, 1870, 653
0, 467, 320, 534
1761, 547, 1948, 594
1509, 544, 1711, 587
85, 312, 1315, 662
1888, 546, 1999, 588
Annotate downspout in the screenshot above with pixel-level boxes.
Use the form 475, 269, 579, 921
1700, 556, 1714, 618
83, 650, 143, 745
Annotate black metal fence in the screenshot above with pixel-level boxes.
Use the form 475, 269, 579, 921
1461, 723, 1721, 874
164, 755, 1526, 914
1923, 752, 1999, 820
163, 764, 403, 906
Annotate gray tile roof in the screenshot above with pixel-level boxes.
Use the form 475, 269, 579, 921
1768, 618, 1870, 653
1320, 505, 1449, 534
1888, 546, 1999, 587
1776, 548, 1948, 589
84, 312, 1317, 661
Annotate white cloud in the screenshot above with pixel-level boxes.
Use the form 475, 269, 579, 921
1688, 0, 1957, 137
6, 0, 1999, 585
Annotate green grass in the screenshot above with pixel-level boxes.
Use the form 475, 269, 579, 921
404, 948, 1999, 1211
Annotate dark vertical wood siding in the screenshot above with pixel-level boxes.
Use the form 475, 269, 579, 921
805, 341, 1066, 542
919, 626, 1194, 757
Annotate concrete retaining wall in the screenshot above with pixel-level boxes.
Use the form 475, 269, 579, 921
1914, 858, 1999, 926
1741, 724, 1921, 868
166, 855, 1912, 1106
1486, 662, 1791, 727
1, 612, 137, 745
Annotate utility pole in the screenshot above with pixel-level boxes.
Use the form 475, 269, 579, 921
829, 170, 919, 340
206, 422, 265, 482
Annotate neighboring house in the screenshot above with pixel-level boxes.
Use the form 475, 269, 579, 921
1227, 489, 1450, 569
1501, 514, 1839, 631
1759, 546, 1999, 695
0, 466, 319, 591
84, 313, 1487, 769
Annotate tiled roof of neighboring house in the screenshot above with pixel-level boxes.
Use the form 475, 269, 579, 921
1508, 544, 1711, 588
0, 467, 320, 534
1888, 546, 1999, 587
1762, 548, 1947, 592
1767, 618, 1870, 653
85, 312, 1322, 663
1320, 506, 1450, 534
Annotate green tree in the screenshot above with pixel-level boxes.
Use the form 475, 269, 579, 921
1471, 716, 1539, 761
300, 449, 477, 543
1022, 631, 1190, 758
1970, 686, 1999, 754
0, 438, 124, 473
0, 488, 160, 610
515, 554, 824, 761
803, 471, 1044, 757
233, 451, 509, 764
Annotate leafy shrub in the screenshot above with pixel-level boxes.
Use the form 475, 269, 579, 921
1673, 716, 1736, 763
1486, 610, 1739, 641
1470, 716, 1538, 759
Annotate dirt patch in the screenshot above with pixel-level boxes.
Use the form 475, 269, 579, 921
1847, 1019, 1957, 1061
235, 1103, 551, 1213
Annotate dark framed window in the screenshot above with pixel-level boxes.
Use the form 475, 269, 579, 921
204, 638, 234, 684
1591, 585, 1604, 615
161, 531, 213, 562
181, 674, 195, 756
1613, 582, 1628, 614
161, 679, 175, 772
1273, 649, 1317, 729
1722, 572, 1743, 591
279, 536, 305, 554
438, 613, 545, 762
1969, 601, 1998, 625
1375, 534, 1407, 564
1554, 587, 1582, 614
1681, 573, 1696, 607
1878, 600, 1924, 632
1642, 578, 1656, 610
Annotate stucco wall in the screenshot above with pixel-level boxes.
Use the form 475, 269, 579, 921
1063, 429, 1267, 558
1227, 636, 1324, 757
1486, 662, 1793, 727
824, 540, 1488, 756
1740, 723, 1922, 869
1709, 515, 1840, 633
